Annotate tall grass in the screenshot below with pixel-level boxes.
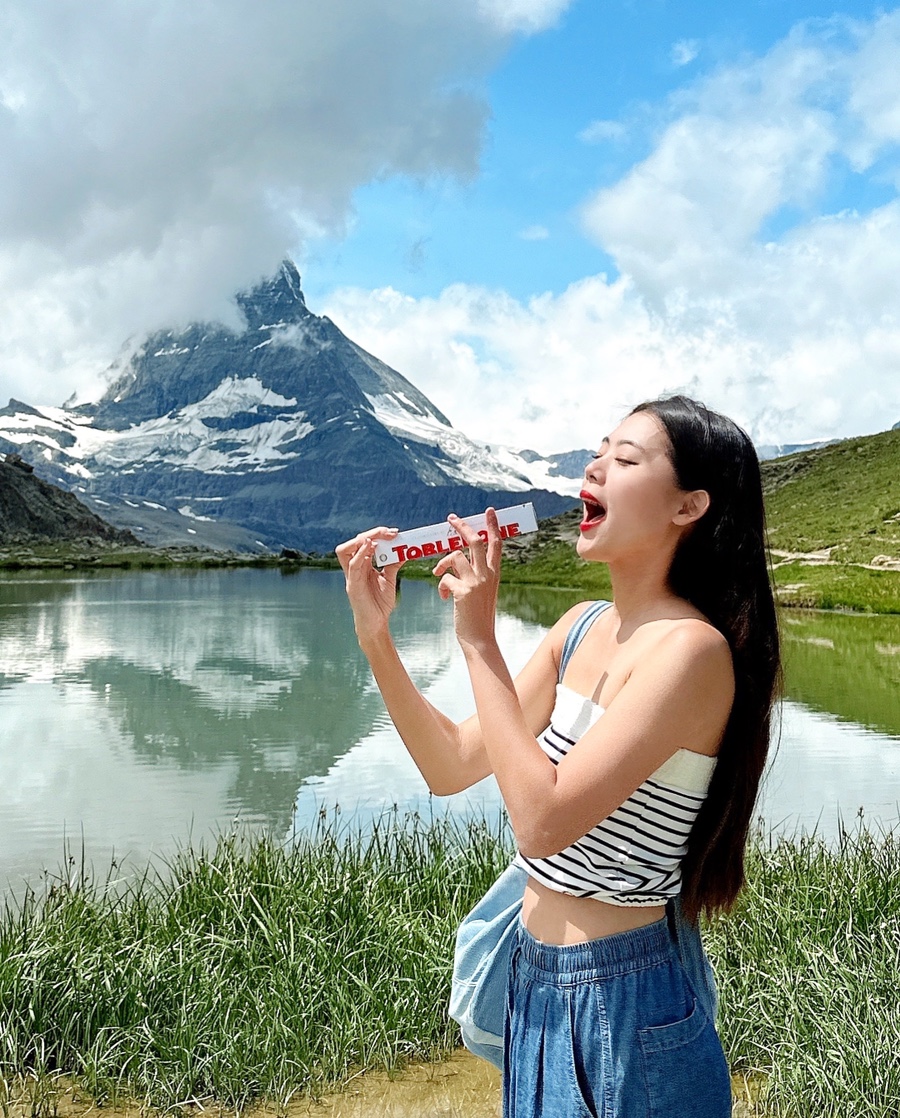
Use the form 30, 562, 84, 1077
0, 815, 897, 1116
0, 814, 507, 1111
708, 821, 900, 1117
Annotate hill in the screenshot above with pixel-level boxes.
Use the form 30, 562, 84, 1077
0, 454, 138, 546
762, 426, 900, 568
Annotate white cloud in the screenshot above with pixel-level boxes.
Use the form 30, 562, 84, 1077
671, 39, 700, 67
578, 119, 627, 144
518, 224, 550, 241
478, 0, 574, 34
0, 0, 571, 406
323, 15, 900, 453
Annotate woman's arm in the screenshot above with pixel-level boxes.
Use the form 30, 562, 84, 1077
337, 526, 566, 796
438, 511, 734, 857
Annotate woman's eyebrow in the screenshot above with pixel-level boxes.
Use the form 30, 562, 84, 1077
596, 436, 646, 452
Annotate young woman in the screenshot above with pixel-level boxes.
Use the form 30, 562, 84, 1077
336, 395, 780, 1118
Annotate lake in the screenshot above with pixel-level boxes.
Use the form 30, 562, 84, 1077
1, 567, 898, 891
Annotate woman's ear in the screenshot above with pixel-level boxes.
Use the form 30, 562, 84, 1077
674, 489, 711, 526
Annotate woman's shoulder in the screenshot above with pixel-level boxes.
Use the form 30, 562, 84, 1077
556, 598, 612, 626
641, 616, 734, 693
549, 599, 612, 641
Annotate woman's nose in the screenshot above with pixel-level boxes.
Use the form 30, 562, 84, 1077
584, 454, 604, 483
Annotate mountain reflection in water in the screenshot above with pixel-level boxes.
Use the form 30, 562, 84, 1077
0, 570, 898, 890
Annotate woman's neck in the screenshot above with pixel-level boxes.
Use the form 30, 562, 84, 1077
606, 550, 682, 628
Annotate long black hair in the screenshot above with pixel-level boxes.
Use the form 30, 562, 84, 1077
631, 395, 781, 920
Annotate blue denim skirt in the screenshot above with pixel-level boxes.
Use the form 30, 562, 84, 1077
503, 917, 732, 1118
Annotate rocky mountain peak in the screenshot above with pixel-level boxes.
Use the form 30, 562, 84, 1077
0, 454, 138, 545
236, 259, 310, 331
0, 262, 577, 551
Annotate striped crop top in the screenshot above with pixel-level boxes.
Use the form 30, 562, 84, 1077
512, 602, 717, 907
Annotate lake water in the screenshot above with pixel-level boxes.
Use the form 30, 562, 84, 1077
1, 567, 898, 891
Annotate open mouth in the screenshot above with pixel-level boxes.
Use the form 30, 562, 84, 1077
579, 491, 606, 532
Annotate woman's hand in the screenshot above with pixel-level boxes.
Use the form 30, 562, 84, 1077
432, 508, 502, 652
336, 527, 403, 646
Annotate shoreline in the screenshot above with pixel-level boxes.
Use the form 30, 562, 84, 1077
1, 540, 899, 613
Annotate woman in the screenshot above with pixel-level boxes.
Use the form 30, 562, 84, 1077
337, 395, 780, 1118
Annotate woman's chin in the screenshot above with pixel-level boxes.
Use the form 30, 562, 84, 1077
575, 534, 606, 562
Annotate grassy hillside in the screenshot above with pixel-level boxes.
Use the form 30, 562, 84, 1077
761, 426, 900, 611
763, 426, 900, 565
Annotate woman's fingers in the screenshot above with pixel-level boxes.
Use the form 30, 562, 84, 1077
336, 527, 398, 572
447, 512, 487, 575
346, 536, 376, 575
483, 507, 503, 569
447, 509, 501, 575
433, 550, 467, 579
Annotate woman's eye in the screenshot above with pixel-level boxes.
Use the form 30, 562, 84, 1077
616, 457, 637, 466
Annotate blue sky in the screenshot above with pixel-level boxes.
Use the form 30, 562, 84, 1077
303, 0, 889, 302
310, 0, 900, 451
2, 0, 899, 453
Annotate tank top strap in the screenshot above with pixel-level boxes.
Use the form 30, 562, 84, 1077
558, 600, 613, 682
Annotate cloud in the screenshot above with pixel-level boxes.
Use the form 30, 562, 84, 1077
478, 0, 573, 34
0, 0, 574, 406
578, 119, 627, 144
518, 224, 550, 241
323, 15, 900, 452
671, 39, 700, 67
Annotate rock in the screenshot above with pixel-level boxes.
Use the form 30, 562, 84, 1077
4, 453, 34, 473
0, 457, 140, 546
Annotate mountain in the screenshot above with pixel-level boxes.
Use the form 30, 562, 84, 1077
0, 453, 137, 546
0, 262, 575, 552
756, 439, 836, 460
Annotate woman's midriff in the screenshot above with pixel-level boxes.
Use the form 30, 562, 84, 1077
521, 877, 666, 945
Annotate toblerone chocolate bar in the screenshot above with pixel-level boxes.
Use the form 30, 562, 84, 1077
373, 502, 539, 567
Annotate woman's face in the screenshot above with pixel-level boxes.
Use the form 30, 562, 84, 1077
576, 411, 700, 565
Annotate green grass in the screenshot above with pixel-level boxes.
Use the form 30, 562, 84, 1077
0, 543, 339, 573
763, 428, 900, 565
0, 815, 507, 1113
0, 817, 897, 1116
708, 822, 900, 1117
772, 561, 900, 613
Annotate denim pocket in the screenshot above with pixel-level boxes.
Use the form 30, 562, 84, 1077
638, 998, 732, 1117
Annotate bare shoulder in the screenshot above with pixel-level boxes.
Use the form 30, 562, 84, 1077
548, 599, 609, 638
648, 617, 734, 694
659, 616, 731, 657
545, 599, 611, 672
548, 599, 610, 643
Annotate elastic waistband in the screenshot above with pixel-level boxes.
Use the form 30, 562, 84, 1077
516, 915, 674, 981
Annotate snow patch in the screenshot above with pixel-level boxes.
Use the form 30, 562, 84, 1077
484, 445, 584, 498
177, 506, 215, 522
366, 392, 534, 491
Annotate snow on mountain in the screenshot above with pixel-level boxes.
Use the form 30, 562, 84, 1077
0, 262, 574, 551
481, 446, 590, 498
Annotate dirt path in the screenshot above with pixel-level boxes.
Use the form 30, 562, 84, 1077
3, 1054, 761, 1117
